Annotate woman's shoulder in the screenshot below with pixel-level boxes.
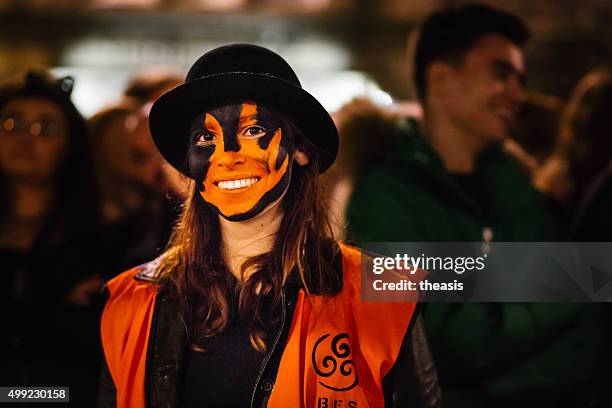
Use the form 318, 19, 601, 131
337, 241, 375, 272
337, 241, 360, 257
101, 258, 163, 344
105, 257, 163, 300
335, 242, 373, 289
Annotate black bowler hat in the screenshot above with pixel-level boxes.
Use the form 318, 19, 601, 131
149, 44, 339, 177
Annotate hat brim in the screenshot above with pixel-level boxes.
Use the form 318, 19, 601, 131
149, 72, 338, 177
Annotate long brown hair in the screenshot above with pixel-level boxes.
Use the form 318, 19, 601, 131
535, 68, 612, 208
154, 117, 338, 352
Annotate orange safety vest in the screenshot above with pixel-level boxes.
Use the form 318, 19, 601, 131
101, 243, 418, 408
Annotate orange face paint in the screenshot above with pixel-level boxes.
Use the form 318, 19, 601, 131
188, 102, 293, 221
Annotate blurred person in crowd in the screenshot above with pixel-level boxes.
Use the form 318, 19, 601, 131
345, 4, 604, 407
90, 101, 169, 272
535, 74, 612, 405
511, 91, 564, 165
534, 68, 612, 239
119, 70, 187, 268
98, 44, 440, 408
325, 97, 422, 239
0, 69, 104, 406
541, 69, 612, 408
114, 102, 187, 269
123, 66, 183, 105
89, 70, 187, 275
89, 101, 140, 226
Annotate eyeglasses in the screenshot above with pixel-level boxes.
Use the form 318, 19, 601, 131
0, 115, 63, 138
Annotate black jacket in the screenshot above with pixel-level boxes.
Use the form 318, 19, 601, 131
97, 249, 442, 408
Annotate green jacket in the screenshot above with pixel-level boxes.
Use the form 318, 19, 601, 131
346, 118, 605, 407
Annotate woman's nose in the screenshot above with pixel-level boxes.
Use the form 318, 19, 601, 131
217, 152, 246, 169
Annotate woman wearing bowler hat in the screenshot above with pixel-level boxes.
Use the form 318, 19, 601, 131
98, 44, 440, 408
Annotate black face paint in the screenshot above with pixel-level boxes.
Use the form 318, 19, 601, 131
211, 105, 241, 152
223, 163, 293, 222
254, 106, 282, 150
253, 106, 294, 172
188, 114, 215, 191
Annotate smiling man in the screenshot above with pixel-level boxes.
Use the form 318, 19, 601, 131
346, 3, 604, 408
347, 4, 557, 243
413, 5, 527, 176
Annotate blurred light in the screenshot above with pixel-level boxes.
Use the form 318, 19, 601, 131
61, 37, 350, 73
52, 67, 135, 117
369, 89, 394, 106
192, 0, 247, 10
281, 40, 350, 72
303, 71, 392, 113
92, 0, 161, 9
298, 0, 331, 11
54, 65, 389, 118
61, 38, 219, 68
57, 35, 380, 117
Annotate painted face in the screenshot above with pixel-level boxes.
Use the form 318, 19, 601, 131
188, 102, 294, 221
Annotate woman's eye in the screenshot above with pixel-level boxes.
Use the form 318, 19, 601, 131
196, 131, 217, 146
243, 126, 266, 138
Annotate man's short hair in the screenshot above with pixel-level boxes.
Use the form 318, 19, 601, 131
414, 3, 530, 101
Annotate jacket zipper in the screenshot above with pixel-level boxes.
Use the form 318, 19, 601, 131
250, 289, 287, 408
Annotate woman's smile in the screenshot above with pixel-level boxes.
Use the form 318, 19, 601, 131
215, 176, 261, 191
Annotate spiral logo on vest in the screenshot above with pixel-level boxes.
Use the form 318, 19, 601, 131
312, 333, 359, 391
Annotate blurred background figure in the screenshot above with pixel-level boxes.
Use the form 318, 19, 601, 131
123, 66, 185, 105
89, 100, 139, 226
325, 97, 421, 239
534, 68, 612, 239
510, 91, 564, 166
0, 69, 103, 406
533, 68, 612, 408
343, 4, 605, 407
91, 69, 187, 274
